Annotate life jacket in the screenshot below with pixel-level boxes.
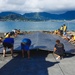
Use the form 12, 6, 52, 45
5, 34, 10, 38
60, 26, 63, 30
63, 26, 67, 31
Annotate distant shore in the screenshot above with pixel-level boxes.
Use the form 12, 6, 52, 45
0, 31, 75, 38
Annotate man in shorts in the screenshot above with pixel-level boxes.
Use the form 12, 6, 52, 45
3, 34, 14, 57
54, 40, 65, 60
21, 38, 31, 59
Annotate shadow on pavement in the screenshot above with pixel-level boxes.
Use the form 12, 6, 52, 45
0, 50, 59, 75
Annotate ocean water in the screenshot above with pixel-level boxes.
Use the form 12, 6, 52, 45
0, 20, 75, 32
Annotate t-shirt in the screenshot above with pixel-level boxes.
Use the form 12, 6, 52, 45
55, 43, 64, 54
21, 38, 31, 50
22, 38, 31, 45
3, 38, 14, 44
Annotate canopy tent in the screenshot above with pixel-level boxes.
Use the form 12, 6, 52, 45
0, 32, 75, 53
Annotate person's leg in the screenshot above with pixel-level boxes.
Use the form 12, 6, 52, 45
3, 47, 6, 57
21, 43, 25, 58
22, 50, 25, 58
54, 53, 60, 57
53, 53, 60, 59
27, 51, 30, 59
10, 47, 13, 57
8, 44, 14, 57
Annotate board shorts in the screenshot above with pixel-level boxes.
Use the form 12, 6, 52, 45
3, 42, 13, 48
54, 49, 65, 56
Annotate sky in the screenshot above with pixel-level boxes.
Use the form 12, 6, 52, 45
0, 0, 75, 14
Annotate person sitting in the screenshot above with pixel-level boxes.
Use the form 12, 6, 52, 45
53, 40, 65, 60
3, 34, 14, 58
21, 38, 31, 59
54, 30, 58, 34
69, 35, 75, 43
62, 34, 70, 41
58, 29, 63, 36
17, 29, 20, 34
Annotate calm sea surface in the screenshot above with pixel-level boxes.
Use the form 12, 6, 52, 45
0, 21, 75, 32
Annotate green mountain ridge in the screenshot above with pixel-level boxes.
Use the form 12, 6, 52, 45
0, 11, 75, 21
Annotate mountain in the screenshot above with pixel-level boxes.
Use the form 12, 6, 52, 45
23, 11, 75, 20
0, 11, 75, 21
23, 12, 50, 21
0, 12, 25, 21
59, 11, 75, 20
0, 12, 18, 17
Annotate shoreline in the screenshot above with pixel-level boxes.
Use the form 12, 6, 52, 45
0, 30, 75, 37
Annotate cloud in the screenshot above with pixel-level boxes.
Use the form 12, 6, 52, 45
0, 0, 75, 14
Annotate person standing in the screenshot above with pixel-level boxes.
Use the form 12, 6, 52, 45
3, 34, 14, 58
60, 26, 63, 31
53, 40, 65, 60
63, 24, 67, 35
21, 38, 31, 59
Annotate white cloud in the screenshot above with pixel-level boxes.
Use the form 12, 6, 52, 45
0, 0, 75, 14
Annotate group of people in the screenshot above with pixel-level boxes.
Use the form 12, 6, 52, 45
0, 33, 31, 59
0, 27, 68, 60
54, 24, 75, 44
0, 24, 75, 60
54, 24, 67, 36
62, 34, 75, 42
0, 29, 31, 59
62, 32, 75, 44
0, 32, 65, 60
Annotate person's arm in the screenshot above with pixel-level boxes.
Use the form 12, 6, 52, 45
69, 38, 73, 42
54, 47, 56, 52
54, 44, 57, 52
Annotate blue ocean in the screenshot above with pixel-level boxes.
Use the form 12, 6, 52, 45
0, 20, 75, 32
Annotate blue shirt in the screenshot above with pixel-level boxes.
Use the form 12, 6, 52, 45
21, 38, 31, 50
3, 38, 14, 44
22, 38, 31, 45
